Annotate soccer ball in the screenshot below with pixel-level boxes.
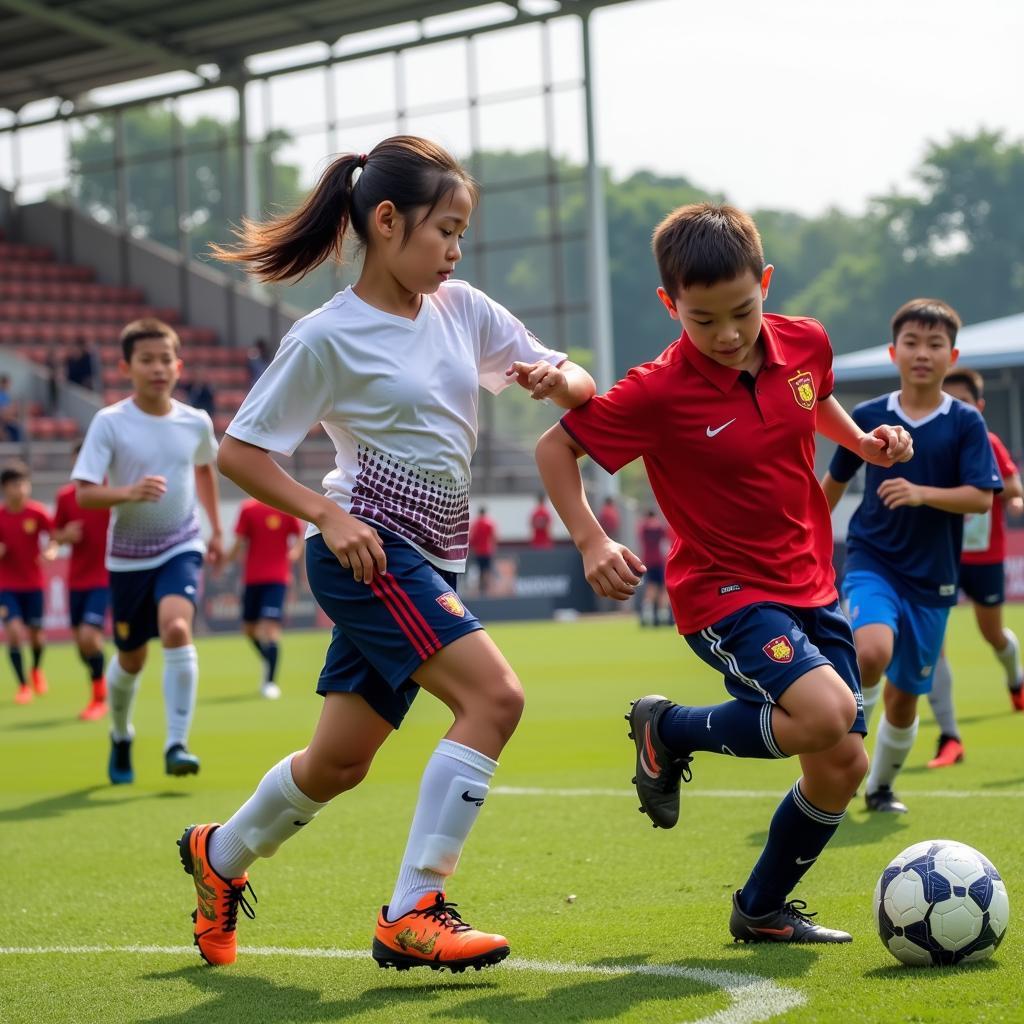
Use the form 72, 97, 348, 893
874, 839, 1009, 966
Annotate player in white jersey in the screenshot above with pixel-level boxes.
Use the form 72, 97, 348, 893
176, 135, 596, 972
73, 318, 224, 784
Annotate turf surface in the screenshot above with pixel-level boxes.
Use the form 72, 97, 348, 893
1, 607, 1021, 1023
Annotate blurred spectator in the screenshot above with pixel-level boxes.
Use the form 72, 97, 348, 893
0, 376, 20, 441
529, 493, 553, 549
247, 338, 272, 385
597, 496, 621, 541
185, 376, 216, 419
468, 505, 498, 595
65, 338, 100, 391
44, 348, 60, 413
638, 508, 671, 626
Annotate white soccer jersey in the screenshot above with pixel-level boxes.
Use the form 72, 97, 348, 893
73, 398, 218, 572
227, 281, 566, 573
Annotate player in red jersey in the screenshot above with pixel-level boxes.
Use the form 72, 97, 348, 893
467, 506, 498, 595
636, 509, 671, 626
227, 498, 304, 699
925, 367, 1024, 767
53, 460, 111, 720
0, 461, 54, 703
537, 202, 913, 944
528, 493, 553, 548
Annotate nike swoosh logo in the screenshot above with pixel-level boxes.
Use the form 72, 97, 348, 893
795, 856, 817, 865
640, 722, 661, 779
706, 712, 713, 729
751, 925, 794, 938
461, 790, 486, 806
706, 418, 737, 438
293, 820, 310, 827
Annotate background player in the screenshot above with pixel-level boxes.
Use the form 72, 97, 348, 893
636, 508, 670, 626
227, 497, 304, 699
73, 317, 223, 784
536, 202, 912, 944
822, 300, 1001, 812
53, 452, 111, 721
925, 367, 1024, 766
0, 461, 54, 703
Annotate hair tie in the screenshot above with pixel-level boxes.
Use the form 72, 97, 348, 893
357, 153, 368, 168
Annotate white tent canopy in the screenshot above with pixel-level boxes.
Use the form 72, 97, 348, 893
833, 311, 1024, 382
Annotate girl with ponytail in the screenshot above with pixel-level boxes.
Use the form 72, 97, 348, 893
178, 136, 596, 973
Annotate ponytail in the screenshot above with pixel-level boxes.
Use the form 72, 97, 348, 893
211, 136, 477, 284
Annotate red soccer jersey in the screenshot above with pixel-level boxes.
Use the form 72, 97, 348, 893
530, 505, 553, 548
468, 515, 497, 557
962, 432, 1018, 565
54, 483, 110, 589
235, 499, 303, 585
638, 518, 667, 569
0, 500, 54, 591
561, 314, 838, 633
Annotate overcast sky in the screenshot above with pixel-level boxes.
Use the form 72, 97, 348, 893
3, 0, 1022, 217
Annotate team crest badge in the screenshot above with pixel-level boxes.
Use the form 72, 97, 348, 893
267, 514, 281, 529
762, 635, 794, 663
23, 519, 37, 533
436, 592, 466, 617
116, 622, 131, 641
787, 371, 816, 410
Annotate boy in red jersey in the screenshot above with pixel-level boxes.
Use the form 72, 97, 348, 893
925, 367, 1024, 767
228, 498, 303, 699
53, 450, 111, 720
528, 493, 553, 548
467, 506, 498, 595
536, 202, 913, 943
0, 461, 54, 703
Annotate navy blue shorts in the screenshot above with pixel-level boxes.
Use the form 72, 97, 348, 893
960, 562, 1004, 607
0, 589, 44, 628
242, 582, 287, 623
685, 600, 866, 735
306, 528, 483, 729
69, 587, 109, 629
644, 565, 665, 586
109, 551, 203, 651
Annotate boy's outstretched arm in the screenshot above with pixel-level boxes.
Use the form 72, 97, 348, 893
816, 395, 913, 467
535, 424, 645, 600
507, 360, 595, 408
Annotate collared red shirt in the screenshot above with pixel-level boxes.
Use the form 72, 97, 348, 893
561, 314, 837, 633
234, 498, 303, 586
54, 483, 110, 589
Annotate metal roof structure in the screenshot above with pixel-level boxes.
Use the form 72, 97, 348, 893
833, 311, 1024, 382
0, 0, 625, 115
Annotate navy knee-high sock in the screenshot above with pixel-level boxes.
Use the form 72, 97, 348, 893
739, 783, 846, 916
658, 700, 787, 759
264, 641, 279, 683
9, 647, 25, 686
31, 644, 44, 669
79, 649, 105, 681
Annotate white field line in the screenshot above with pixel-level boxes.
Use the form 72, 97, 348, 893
493, 786, 1024, 799
0, 945, 805, 1024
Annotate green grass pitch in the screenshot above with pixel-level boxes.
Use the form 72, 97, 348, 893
1, 606, 1021, 1023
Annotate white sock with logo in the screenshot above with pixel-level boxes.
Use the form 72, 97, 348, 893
866, 715, 919, 793
108, 656, 141, 741
387, 739, 498, 921
163, 644, 199, 752
861, 682, 882, 730
208, 753, 328, 879
996, 628, 1022, 689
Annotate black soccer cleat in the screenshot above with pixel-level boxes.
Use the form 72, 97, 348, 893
626, 695, 693, 829
729, 890, 852, 943
865, 785, 907, 814
165, 743, 201, 777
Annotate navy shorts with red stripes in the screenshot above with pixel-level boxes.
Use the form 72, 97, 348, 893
305, 526, 483, 729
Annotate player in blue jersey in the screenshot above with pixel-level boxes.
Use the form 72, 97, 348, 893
822, 298, 1002, 813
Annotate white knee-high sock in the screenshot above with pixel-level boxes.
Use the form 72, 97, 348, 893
996, 628, 1022, 689
388, 739, 498, 921
163, 645, 198, 752
108, 656, 141, 741
866, 715, 919, 793
208, 753, 328, 879
861, 682, 882, 730
927, 655, 959, 738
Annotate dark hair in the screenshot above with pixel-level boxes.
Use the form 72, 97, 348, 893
120, 318, 181, 362
1, 459, 30, 486
943, 367, 984, 403
891, 298, 961, 347
652, 202, 764, 295
211, 135, 478, 283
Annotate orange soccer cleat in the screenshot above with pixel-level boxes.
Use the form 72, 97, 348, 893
31, 668, 48, 695
177, 824, 256, 966
78, 699, 108, 721
373, 892, 510, 973
927, 734, 965, 769
14, 685, 32, 705
1010, 685, 1024, 713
